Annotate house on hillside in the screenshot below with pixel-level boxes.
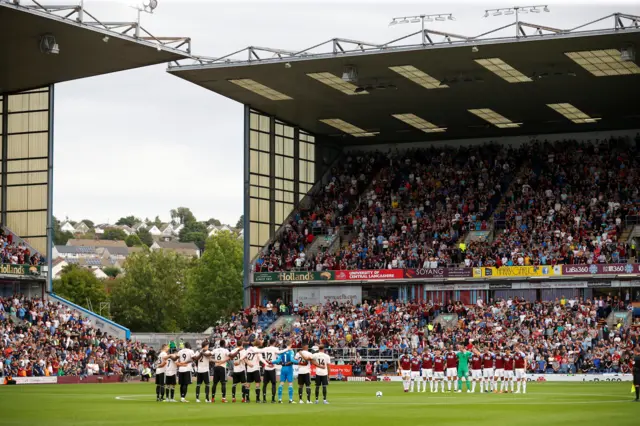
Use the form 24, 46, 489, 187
67, 239, 127, 248
160, 224, 174, 240
113, 225, 134, 236
60, 222, 75, 233
74, 221, 90, 234
132, 222, 147, 232
147, 225, 162, 237
94, 224, 109, 235
173, 223, 184, 236
51, 257, 68, 278
150, 241, 200, 258
207, 224, 232, 237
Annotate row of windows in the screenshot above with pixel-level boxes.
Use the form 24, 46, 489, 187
250, 113, 270, 132
275, 122, 295, 138
0, 89, 51, 254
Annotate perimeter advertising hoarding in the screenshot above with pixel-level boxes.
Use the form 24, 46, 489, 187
473, 265, 563, 278
404, 268, 473, 279
253, 271, 334, 282
334, 270, 405, 281
562, 263, 638, 275
292, 286, 362, 305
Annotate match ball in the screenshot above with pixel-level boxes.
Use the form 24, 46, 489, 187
376, 391, 383, 398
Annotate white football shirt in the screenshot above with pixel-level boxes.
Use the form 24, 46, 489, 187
155, 351, 168, 374
195, 350, 211, 373
165, 357, 177, 376
232, 349, 248, 373
245, 347, 264, 373
177, 348, 196, 373
295, 350, 313, 375
313, 352, 331, 377
210, 347, 230, 366
261, 346, 280, 371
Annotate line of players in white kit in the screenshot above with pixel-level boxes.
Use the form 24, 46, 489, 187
397, 344, 529, 394
152, 338, 332, 404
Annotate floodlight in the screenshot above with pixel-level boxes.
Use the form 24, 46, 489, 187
448, 14, 455, 20
410, 18, 420, 23
544, 6, 550, 12
40, 34, 59, 55
484, 11, 489, 17
531, 7, 540, 13
435, 15, 445, 21
389, 20, 397, 26
493, 11, 502, 16
505, 10, 515, 15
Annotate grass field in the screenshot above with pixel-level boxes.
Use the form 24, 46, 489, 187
0, 381, 637, 426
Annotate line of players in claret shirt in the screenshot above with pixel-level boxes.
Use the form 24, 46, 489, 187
397, 343, 529, 394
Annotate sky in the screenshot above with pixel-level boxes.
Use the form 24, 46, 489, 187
49, 0, 640, 225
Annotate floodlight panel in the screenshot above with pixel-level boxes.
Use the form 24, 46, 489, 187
468, 108, 520, 128
547, 103, 601, 124
229, 79, 292, 100
392, 113, 446, 133
475, 58, 532, 83
319, 118, 378, 137
565, 49, 640, 76
389, 65, 448, 89
307, 72, 368, 95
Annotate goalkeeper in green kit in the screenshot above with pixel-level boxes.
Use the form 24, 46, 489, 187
456, 344, 472, 393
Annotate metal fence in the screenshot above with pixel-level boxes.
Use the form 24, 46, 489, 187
325, 347, 401, 362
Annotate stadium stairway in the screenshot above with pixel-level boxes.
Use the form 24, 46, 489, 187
47, 293, 131, 339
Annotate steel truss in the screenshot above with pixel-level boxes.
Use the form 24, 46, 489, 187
2, 0, 191, 54
170, 12, 640, 69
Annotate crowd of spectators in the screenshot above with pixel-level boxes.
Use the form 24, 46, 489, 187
0, 295, 150, 379
0, 229, 43, 266
254, 137, 639, 273
219, 294, 638, 375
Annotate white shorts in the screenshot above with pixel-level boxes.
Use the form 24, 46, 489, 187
494, 368, 504, 378
446, 367, 457, 378
483, 368, 494, 378
504, 370, 514, 379
410, 371, 420, 380
433, 371, 444, 380
401, 370, 410, 378
471, 369, 482, 379
421, 369, 433, 379
515, 368, 526, 379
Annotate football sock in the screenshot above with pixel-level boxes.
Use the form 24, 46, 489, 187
166, 387, 170, 399
306, 386, 311, 401
447, 380, 452, 391
205, 385, 210, 400
221, 382, 227, 398
170, 388, 175, 400
454, 380, 458, 391
271, 383, 276, 401
156, 385, 160, 399
410, 380, 414, 392
160, 385, 165, 399
466, 379, 471, 391
212, 382, 217, 398
635, 387, 639, 399
278, 384, 283, 400
299, 387, 303, 399
245, 387, 250, 402
440, 381, 445, 392
232, 384, 237, 398
288, 384, 293, 401
516, 382, 521, 392
322, 385, 327, 400
255, 388, 260, 402
196, 385, 201, 399
263, 387, 267, 401
472, 381, 476, 393
523, 381, 527, 393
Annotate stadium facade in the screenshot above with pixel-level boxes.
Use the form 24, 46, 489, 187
0, 0, 189, 335
169, 12, 640, 309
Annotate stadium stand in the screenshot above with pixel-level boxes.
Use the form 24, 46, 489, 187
255, 137, 639, 271
0, 227, 44, 266
0, 296, 147, 379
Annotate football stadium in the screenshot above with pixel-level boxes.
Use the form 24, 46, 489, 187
1, 1, 640, 425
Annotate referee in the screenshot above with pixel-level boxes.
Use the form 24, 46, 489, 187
634, 346, 640, 402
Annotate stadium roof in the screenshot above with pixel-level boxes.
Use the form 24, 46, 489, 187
0, 0, 191, 94
169, 13, 640, 145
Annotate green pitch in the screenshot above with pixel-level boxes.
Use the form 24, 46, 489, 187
0, 381, 636, 426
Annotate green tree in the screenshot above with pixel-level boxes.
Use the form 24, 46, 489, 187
52, 216, 74, 245
110, 249, 192, 332
125, 233, 144, 247
80, 219, 95, 229
102, 266, 122, 278
137, 228, 154, 247
170, 207, 197, 225
184, 232, 243, 331
179, 221, 208, 251
102, 228, 127, 241
235, 215, 244, 229
206, 218, 222, 227
116, 216, 141, 227
53, 265, 108, 311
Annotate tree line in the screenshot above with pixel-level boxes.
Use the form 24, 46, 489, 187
52, 232, 244, 333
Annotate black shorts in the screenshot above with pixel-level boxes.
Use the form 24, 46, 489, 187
315, 375, 328, 386
232, 371, 247, 384
213, 366, 227, 383
298, 373, 311, 386
155, 373, 165, 385
246, 370, 261, 383
165, 375, 177, 386
178, 371, 192, 385
196, 372, 210, 385
263, 369, 277, 385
